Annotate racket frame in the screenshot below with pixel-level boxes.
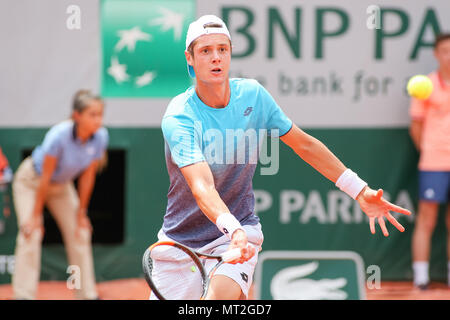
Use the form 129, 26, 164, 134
142, 240, 229, 300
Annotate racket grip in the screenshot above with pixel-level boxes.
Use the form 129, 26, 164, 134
221, 248, 242, 262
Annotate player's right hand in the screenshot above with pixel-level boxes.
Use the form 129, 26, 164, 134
229, 229, 255, 264
21, 214, 44, 239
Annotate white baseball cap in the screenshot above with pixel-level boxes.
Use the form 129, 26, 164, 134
185, 15, 231, 78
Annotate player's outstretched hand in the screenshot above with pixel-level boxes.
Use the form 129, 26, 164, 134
229, 229, 255, 264
356, 186, 412, 237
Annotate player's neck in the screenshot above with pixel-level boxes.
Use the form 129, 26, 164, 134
195, 80, 230, 109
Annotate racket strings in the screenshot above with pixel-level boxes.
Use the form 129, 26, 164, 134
148, 244, 205, 300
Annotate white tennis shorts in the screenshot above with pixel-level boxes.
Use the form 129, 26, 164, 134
149, 223, 264, 300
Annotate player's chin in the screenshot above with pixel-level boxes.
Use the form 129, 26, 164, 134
208, 70, 228, 82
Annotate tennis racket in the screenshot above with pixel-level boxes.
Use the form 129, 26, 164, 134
142, 240, 242, 300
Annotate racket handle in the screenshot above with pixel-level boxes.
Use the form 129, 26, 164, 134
221, 248, 242, 262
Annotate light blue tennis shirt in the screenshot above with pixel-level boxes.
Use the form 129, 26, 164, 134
31, 120, 109, 183
161, 78, 293, 248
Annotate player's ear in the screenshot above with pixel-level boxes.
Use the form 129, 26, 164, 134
185, 50, 194, 67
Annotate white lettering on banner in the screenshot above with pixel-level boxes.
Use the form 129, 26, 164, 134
300, 191, 327, 224
279, 190, 304, 223
254, 190, 273, 216
328, 190, 353, 223
0, 255, 15, 275
254, 189, 415, 224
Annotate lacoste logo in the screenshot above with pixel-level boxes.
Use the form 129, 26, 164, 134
271, 262, 348, 300
243, 107, 253, 116
240, 272, 249, 283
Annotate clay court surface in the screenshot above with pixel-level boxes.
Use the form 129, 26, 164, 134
0, 279, 449, 300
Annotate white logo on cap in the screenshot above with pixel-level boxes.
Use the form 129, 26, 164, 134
185, 15, 231, 50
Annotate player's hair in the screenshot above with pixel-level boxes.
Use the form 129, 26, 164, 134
187, 22, 232, 57
72, 89, 103, 114
434, 33, 450, 49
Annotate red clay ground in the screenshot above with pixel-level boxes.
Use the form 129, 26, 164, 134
0, 279, 450, 300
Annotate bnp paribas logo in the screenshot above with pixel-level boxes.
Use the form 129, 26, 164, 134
101, 0, 195, 97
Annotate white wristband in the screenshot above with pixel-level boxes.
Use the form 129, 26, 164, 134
216, 213, 243, 239
335, 169, 367, 200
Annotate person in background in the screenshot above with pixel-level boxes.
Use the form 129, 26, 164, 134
0, 147, 13, 229
11, 90, 109, 300
0, 147, 13, 187
410, 33, 450, 290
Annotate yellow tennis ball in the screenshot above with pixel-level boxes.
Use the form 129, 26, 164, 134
407, 75, 433, 100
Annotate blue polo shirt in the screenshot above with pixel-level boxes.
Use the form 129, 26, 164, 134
161, 78, 292, 247
31, 120, 109, 183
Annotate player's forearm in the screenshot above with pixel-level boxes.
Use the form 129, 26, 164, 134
191, 184, 231, 223
193, 186, 245, 240
292, 134, 347, 183
181, 161, 244, 239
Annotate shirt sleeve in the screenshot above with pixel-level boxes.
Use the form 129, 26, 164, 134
257, 82, 293, 137
40, 127, 63, 159
161, 114, 205, 168
409, 97, 427, 121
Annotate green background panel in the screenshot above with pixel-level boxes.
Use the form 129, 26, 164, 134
0, 127, 448, 284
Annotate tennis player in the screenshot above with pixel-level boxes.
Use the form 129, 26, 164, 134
11, 90, 108, 300
153, 15, 411, 300
410, 33, 450, 290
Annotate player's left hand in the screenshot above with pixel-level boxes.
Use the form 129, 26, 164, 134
228, 229, 255, 264
356, 186, 412, 237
